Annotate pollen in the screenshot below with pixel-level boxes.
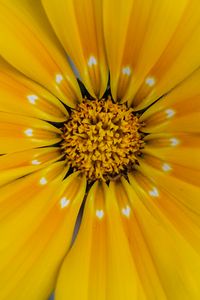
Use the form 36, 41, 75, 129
62, 98, 143, 181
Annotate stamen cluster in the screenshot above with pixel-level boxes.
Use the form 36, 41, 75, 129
62, 98, 143, 181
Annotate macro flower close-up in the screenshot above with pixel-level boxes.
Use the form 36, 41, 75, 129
0, 0, 200, 299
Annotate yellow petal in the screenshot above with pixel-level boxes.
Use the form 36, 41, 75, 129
0, 0, 81, 107
140, 67, 200, 133
0, 112, 62, 154
103, 0, 150, 100
0, 161, 67, 223
0, 58, 68, 122
143, 133, 200, 170
122, 176, 200, 299
129, 0, 200, 109
0, 147, 63, 187
55, 182, 139, 300
136, 156, 200, 222
0, 170, 86, 300
138, 153, 200, 187
42, 0, 108, 98
103, 0, 189, 103
110, 180, 167, 299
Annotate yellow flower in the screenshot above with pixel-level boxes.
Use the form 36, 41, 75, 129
0, 0, 200, 299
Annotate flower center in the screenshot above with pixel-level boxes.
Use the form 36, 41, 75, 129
62, 98, 143, 181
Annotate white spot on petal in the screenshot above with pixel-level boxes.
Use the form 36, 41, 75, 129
31, 159, 41, 165
27, 94, 38, 104
39, 177, 48, 185
122, 205, 131, 217
24, 128, 33, 137
96, 209, 104, 219
145, 76, 156, 87
165, 108, 175, 119
60, 197, 70, 208
162, 163, 172, 172
88, 56, 97, 67
170, 137, 180, 147
122, 66, 132, 76
55, 73, 63, 84
149, 187, 159, 197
